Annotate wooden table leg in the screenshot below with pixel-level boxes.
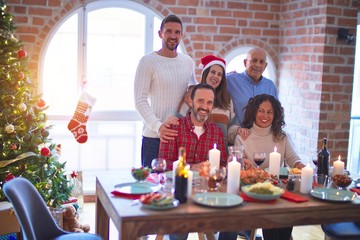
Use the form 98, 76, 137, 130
95, 195, 110, 239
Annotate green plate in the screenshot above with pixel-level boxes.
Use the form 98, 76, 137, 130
114, 182, 161, 195
192, 192, 244, 208
241, 185, 284, 200
310, 188, 357, 202
141, 199, 180, 210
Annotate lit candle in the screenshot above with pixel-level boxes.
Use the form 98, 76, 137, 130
187, 169, 193, 197
227, 156, 241, 194
209, 143, 220, 170
269, 146, 281, 177
333, 155, 344, 176
300, 164, 314, 194
172, 160, 180, 183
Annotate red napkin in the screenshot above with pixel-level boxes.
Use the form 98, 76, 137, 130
146, 173, 158, 184
110, 190, 142, 199
281, 191, 308, 203
350, 188, 360, 195
240, 192, 276, 204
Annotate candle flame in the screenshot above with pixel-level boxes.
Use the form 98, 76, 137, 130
338, 155, 341, 161
274, 146, 277, 152
214, 143, 217, 149
232, 156, 237, 162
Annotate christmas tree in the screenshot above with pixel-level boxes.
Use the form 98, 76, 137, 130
0, 0, 72, 207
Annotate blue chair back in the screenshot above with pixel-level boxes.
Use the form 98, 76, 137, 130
3, 177, 66, 239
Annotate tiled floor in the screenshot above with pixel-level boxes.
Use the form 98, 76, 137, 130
80, 202, 324, 240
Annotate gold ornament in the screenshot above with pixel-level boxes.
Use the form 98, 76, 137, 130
18, 102, 27, 112
5, 124, 15, 134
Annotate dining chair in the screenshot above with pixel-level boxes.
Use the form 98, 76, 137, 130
321, 222, 360, 240
3, 177, 103, 240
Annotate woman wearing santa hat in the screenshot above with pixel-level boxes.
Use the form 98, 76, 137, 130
198, 54, 236, 147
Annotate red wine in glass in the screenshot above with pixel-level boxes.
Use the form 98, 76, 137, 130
151, 158, 167, 184
253, 152, 266, 168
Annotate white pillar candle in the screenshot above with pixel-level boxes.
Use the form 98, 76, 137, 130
187, 170, 193, 197
227, 156, 241, 194
172, 160, 180, 183
269, 147, 281, 177
333, 155, 344, 176
209, 143, 220, 170
300, 164, 314, 194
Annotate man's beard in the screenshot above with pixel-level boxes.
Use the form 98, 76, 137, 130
192, 107, 209, 123
165, 40, 179, 51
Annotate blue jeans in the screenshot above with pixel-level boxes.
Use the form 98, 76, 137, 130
141, 136, 160, 167
218, 231, 238, 240
168, 234, 189, 240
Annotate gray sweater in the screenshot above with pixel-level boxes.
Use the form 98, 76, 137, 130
234, 123, 303, 169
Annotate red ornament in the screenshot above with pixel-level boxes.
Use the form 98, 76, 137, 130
17, 49, 27, 58
37, 99, 46, 108
41, 147, 51, 156
71, 171, 78, 178
18, 72, 25, 79
5, 173, 15, 182
10, 144, 17, 150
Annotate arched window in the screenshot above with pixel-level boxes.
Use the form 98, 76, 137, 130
225, 46, 277, 82
41, 1, 177, 192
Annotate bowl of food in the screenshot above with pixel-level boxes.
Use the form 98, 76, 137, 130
332, 174, 353, 189
131, 167, 151, 182
241, 182, 284, 200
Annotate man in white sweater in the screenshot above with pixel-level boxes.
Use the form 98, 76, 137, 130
134, 15, 196, 168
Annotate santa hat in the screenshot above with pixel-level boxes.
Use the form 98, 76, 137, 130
199, 55, 226, 75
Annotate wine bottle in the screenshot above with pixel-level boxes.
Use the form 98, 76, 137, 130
317, 138, 330, 175
174, 147, 188, 203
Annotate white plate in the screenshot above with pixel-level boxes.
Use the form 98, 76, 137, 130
114, 182, 161, 195
192, 192, 243, 208
141, 199, 180, 210
241, 185, 284, 200
310, 188, 357, 202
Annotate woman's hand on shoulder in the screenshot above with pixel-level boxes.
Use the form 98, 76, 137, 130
237, 127, 251, 140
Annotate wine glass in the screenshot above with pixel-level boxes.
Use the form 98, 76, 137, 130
253, 152, 266, 168
208, 166, 227, 191
151, 158, 167, 185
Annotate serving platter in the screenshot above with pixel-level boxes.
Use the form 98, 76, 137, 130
114, 181, 161, 195
192, 192, 243, 208
310, 188, 357, 202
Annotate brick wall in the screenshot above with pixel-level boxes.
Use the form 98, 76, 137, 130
6, 0, 358, 165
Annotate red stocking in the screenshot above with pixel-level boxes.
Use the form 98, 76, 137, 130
67, 91, 96, 143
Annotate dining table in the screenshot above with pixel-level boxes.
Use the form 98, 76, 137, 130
95, 172, 360, 240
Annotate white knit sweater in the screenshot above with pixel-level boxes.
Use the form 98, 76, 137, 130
134, 51, 196, 138
234, 123, 303, 168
